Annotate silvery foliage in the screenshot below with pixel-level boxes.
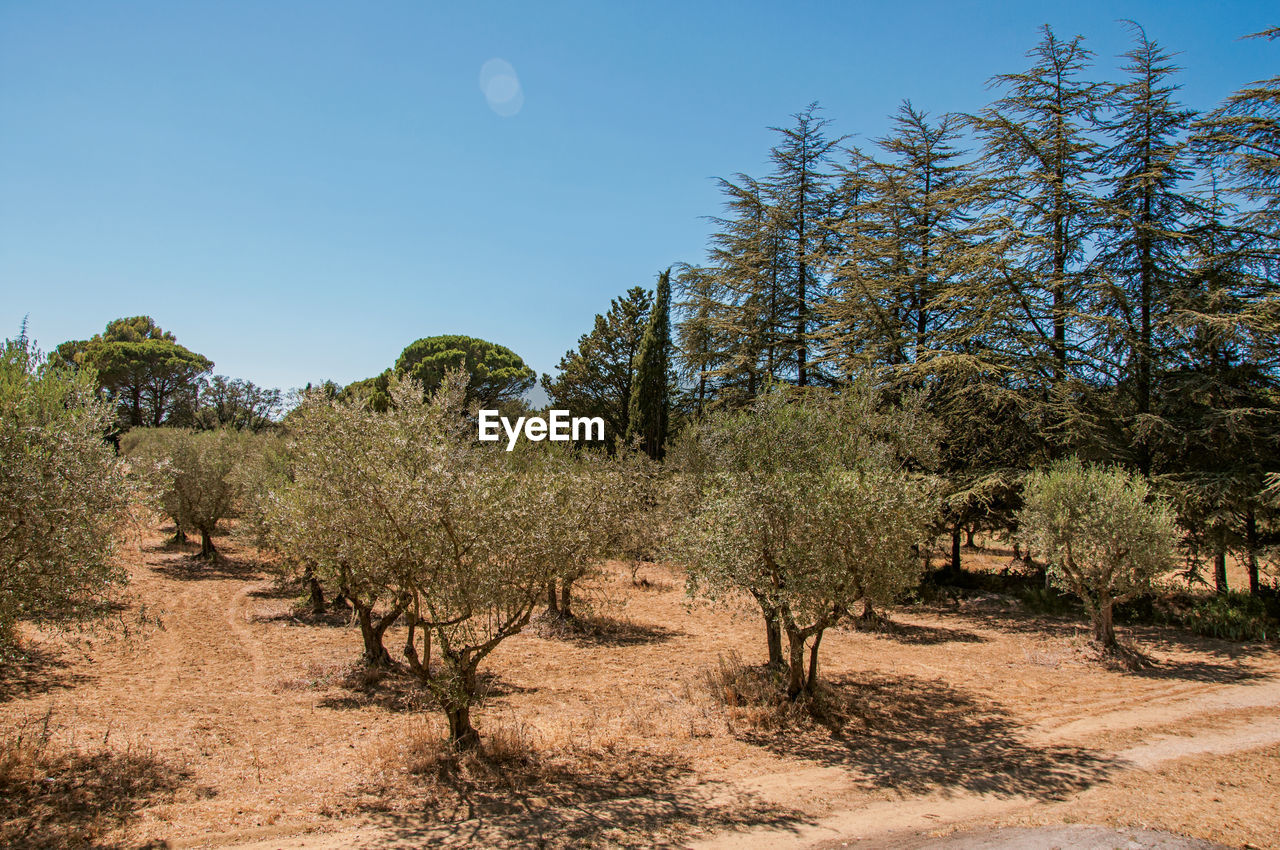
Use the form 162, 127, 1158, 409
674, 386, 937, 665
1019, 458, 1176, 642
1, 337, 132, 653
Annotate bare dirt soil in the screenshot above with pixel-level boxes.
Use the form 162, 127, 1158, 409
2, 527, 1278, 849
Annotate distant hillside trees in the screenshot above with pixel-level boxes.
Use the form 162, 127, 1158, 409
193, 376, 281, 432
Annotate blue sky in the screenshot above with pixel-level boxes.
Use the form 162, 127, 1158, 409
1, 1, 1275, 392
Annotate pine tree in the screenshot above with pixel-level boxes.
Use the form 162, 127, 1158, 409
961, 26, 1110, 452
1168, 29, 1280, 594
543, 286, 652, 450
697, 174, 786, 399
765, 103, 844, 386
672, 264, 722, 416
822, 102, 975, 377
1156, 180, 1280, 595
1095, 23, 1199, 473
626, 269, 673, 459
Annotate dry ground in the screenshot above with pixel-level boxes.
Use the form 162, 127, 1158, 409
2, 526, 1278, 849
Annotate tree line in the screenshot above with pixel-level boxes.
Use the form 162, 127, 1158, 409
658, 23, 1278, 594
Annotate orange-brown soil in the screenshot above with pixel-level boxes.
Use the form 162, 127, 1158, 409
2, 527, 1278, 848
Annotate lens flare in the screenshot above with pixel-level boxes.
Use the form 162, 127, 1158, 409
479, 58, 524, 117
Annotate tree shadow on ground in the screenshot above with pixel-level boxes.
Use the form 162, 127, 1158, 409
356, 745, 809, 849
317, 665, 535, 714
1127, 655, 1265, 684
251, 604, 354, 628
0, 647, 90, 705
150, 555, 266, 583
527, 613, 683, 647
245, 578, 299, 601
739, 672, 1115, 801
0, 747, 189, 849
847, 619, 988, 646
941, 605, 1277, 669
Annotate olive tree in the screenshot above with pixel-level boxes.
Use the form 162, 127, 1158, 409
1018, 458, 1176, 650
272, 372, 604, 747
0, 335, 131, 656
128, 428, 249, 559
542, 446, 663, 617
673, 386, 936, 699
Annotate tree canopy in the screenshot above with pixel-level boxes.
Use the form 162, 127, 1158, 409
54, 316, 212, 428
1, 333, 132, 655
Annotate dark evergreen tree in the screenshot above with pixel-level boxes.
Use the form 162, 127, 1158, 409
962, 26, 1109, 452
543, 286, 652, 450
626, 269, 673, 459
1095, 23, 1199, 473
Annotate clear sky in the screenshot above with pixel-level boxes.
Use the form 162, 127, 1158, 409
1, 1, 1275, 392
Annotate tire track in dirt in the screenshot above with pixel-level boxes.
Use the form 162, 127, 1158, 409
687, 676, 1280, 849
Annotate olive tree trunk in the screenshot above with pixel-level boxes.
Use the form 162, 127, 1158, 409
354, 603, 400, 667
198, 527, 217, 560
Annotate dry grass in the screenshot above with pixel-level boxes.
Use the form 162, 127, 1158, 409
0, 707, 187, 848
695, 651, 813, 733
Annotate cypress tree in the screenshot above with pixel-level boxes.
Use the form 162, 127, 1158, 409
626, 269, 673, 459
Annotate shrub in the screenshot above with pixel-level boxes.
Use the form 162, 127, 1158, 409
0, 335, 131, 656
1182, 593, 1273, 641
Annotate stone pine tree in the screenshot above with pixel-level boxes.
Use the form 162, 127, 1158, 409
626, 269, 672, 459
53, 316, 213, 428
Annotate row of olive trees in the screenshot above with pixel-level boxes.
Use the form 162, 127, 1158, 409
262, 373, 660, 747
670, 384, 1180, 681
68, 361, 1176, 745
245, 373, 1178, 743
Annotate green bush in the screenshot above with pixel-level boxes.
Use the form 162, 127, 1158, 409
1182, 593, 1273, 642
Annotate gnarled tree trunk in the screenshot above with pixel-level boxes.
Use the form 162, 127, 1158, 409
198, 527, 217, 560
354, 603, 400, 667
